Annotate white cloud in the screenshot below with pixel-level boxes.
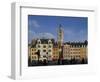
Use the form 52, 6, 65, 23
29, 20, 40, 28
28, 31, 55, 43
37, 33, 55, 39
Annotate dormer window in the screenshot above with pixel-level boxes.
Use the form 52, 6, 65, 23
49, 42, 51, 44
48, 40, 52, 44
38, 42, 40, 44
37, 39, 41, 44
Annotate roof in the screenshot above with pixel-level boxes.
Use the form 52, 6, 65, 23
30, 39, 55, 48
30, 39, 88, 48
64, 40, 88, 47
38, 39, 55, 44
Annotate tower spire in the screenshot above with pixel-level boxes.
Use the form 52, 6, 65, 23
57, 24, 64, 46
57, 24, 64, 64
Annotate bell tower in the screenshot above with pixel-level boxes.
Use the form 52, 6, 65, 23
57, 24, 64, 64
57, 24, 64, 47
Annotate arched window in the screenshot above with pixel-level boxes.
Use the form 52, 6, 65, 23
37, 39, 41, 44
38, 42, 40, 44
43, 50, 46, 52
38, 45, 41, 48
48, 40, 52, 44
49, 42, 51, 44
49, 45, 51, 48
43, 45, 46, 48
48, 49, 51, 52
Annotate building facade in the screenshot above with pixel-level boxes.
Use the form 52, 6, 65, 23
52, 42, 59, 60
36, 39, 53, 61
30, 47, 38, 61
29, 39, 55, 62
63, 42, 87, 61
63, 44, 70, 60
29, 40, 88, 64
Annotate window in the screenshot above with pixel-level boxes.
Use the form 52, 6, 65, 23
37, 49, 41, 52
49, 41, 52, 44
38, 41, 41, 44
48, 50, 51, 52
43, 45, 46, 48
43, 50, 46, 52
38, 45, 40, 48
34, 56, 36, 59
49, 45, 51, 48
43, 56, 46, 57
31, 49, 34, 51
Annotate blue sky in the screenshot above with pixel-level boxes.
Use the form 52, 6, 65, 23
28, 15, 88, 43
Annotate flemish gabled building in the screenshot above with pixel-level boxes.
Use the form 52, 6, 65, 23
52, 42, 59, 60
63, 41, 88, 61
29, 39, 38, 62
80, 41, 88, 61
63, 43, 70, 60
30, 38, 55, 61
36, 39, 54, 61
30, 47, 38, 61
70, 43, 81, 60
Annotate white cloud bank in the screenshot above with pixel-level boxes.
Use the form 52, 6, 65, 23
29, 20, 40, 28
28, 31, 55, 43
37, 33, 55, 39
